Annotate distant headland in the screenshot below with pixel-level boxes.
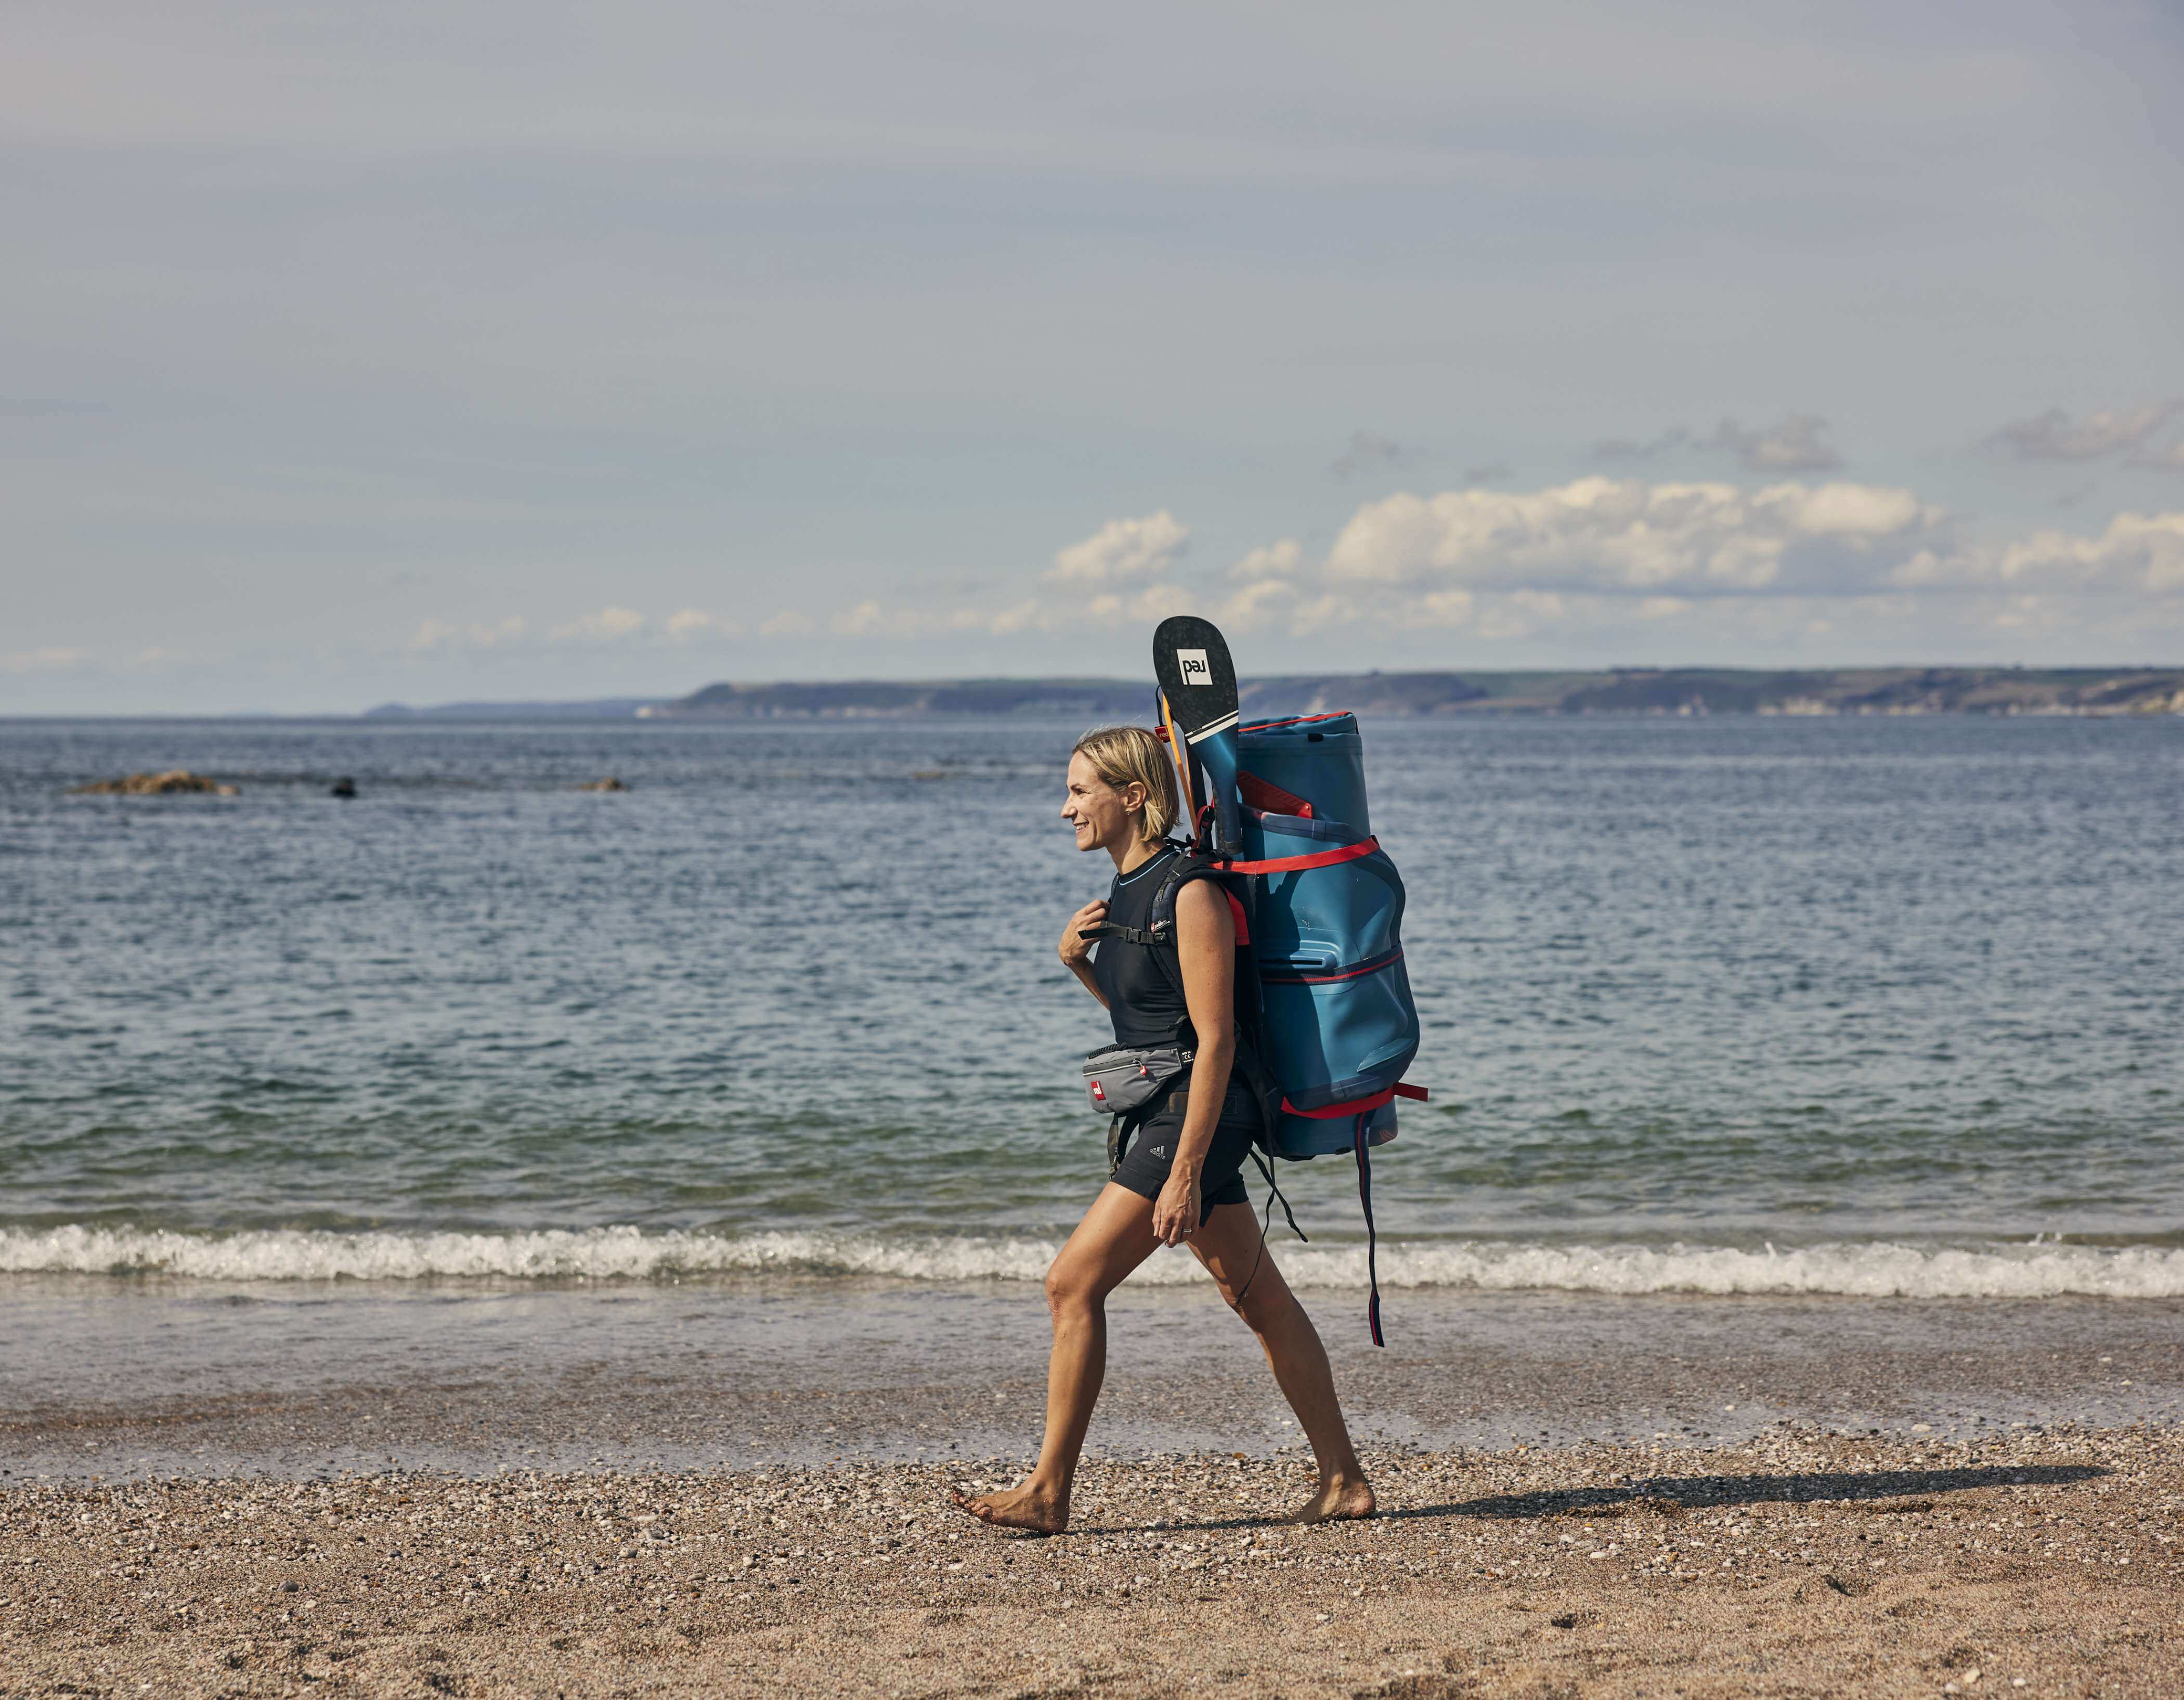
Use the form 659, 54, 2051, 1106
363, 666, 2184, 721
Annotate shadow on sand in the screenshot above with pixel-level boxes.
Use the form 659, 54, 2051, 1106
1106, 1463, 2108, 1537
1395, 1462, 2110, 1523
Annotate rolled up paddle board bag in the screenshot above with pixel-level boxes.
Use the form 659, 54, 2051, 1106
1150, 620, 1425, 1343
1230, 711, 1423, 1347
1230, 713, 1421, 1161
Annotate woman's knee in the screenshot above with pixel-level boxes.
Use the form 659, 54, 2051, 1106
1045, 1256, 1103, 1318
1227, 1263, 1295, 1331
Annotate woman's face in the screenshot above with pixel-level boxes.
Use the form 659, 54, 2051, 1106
1061, 752, 1140, 853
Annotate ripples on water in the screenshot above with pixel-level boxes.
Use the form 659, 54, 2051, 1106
2, 714, 2180, 1292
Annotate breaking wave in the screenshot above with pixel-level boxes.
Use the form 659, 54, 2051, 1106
4, 1224, 2184, 1298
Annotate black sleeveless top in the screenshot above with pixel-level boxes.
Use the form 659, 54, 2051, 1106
1091, 843, 1195, 1047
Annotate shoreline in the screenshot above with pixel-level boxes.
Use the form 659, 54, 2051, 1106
5, 1429, 2179, 1696
6, 1280, 2182, 1482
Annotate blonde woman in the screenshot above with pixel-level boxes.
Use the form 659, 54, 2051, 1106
951, 726, 1374, 1533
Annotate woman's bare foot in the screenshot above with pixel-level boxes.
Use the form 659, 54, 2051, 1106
950, 1481, 1069, 1534
1291, 1473, 1376, 1524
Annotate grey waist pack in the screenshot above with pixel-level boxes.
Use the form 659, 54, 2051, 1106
1082, 1042, 1193, 1117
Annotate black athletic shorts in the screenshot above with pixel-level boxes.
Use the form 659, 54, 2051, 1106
1111, 1080, 1258, 1222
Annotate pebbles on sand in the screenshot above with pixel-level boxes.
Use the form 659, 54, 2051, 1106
3, 1429, 2179, 1697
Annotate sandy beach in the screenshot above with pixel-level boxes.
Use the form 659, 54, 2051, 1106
5, 1426, 2179, 1697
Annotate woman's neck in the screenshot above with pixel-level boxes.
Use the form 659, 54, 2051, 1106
1110, 834, 1167, 876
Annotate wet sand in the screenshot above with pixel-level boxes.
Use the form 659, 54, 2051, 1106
6, 1279, 2183, 1477
5, 1428, 2181, 1697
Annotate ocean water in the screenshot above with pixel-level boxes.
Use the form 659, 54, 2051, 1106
4, 713, 2183, 1302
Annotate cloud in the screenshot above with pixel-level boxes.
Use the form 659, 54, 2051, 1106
549, 606, 643, 642
1085, 584, 1195, 624
1988, 511, 2184, 594
4, 646, 92, 672
1594, 426, 1692, 460
1324, 476, 1935, 597
685, 482, 2184, 661
1596, 415, 1842, 472
1228, 539, 1303, 581
1462, 462, 1511, 487
1704, 414, 1842, 473
1047, 511, 1189, 585
2129, 438, 2184, 472
1987, 402, 2180, 462
1329, 430, 1407, 482
666, 608, 739, 642
1218, 577, 1299, 629
831, 599, 889, 636
409, 615, 528, 652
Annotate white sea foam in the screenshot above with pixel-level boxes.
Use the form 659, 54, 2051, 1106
4, 1224, 2183, 1298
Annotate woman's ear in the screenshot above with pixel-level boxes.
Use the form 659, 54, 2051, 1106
1121, 780, 1148, 820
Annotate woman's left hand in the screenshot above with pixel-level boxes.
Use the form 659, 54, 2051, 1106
1152, 1171, 1202, 1247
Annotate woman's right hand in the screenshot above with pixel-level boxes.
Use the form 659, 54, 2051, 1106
1059, 900, 1108, 968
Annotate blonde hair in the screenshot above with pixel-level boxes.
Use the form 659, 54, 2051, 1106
1072, 725, 1180, 845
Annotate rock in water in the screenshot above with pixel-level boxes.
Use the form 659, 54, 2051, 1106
578, 777, 629, 791
71, 769, 239, 796
330, 777, 358, 799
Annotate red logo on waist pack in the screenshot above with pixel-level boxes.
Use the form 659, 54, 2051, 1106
1090, 1081, 1107, 1102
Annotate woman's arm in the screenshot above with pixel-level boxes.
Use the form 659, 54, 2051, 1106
1152, 878, 1237, 1246
1058, 899, 1110, 1007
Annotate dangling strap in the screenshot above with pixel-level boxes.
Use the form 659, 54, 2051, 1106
1246, 1146, 1305, 1243
1354, 1115, 1384, 1348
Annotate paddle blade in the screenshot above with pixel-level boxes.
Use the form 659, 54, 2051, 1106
1151, 616, 1239, 745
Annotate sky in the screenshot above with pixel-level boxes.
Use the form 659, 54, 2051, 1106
4, 0, 2183, 713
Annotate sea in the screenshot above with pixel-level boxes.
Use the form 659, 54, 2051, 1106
5, 712, 2184, 1473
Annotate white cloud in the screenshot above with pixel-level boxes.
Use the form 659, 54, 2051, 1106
831, 599, 889, 636
549, 606, 642, 643
1992, 512, 2184, 593
1229, 539, 1303, 581
1218, 577, 1299, 630
1988, 402, 2180, 463
666, 608, 738, 642
1323, 476, 1940, 597
1048, 511, 1189, 586
409, 614, 528, 651
703, 483, 2184, 663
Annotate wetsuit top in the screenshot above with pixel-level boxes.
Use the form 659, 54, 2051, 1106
1090, 842, 1195, 1047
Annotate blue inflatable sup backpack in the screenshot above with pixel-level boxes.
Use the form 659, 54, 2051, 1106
1230, 712, 1423, 1162
1145, 616, 1425, 1343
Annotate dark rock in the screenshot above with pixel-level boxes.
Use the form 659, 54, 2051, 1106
330, 778, 357, 799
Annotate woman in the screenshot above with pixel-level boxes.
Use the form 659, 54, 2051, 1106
952, 725, 1375, 1534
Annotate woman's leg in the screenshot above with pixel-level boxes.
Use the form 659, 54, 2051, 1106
952, 1182, 1159, 1532
1189, 1201, 1375, 1522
